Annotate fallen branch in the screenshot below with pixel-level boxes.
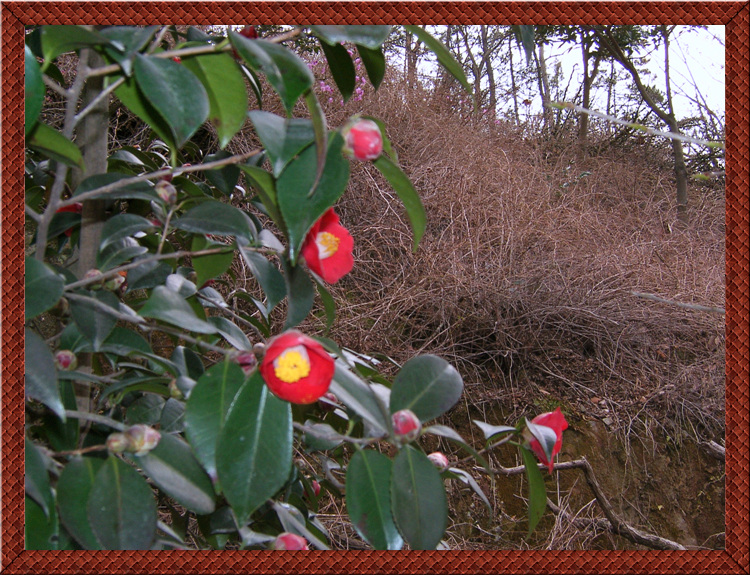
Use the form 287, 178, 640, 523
630, 291, 725, 315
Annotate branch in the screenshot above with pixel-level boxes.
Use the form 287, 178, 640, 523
630, 291, 725, 315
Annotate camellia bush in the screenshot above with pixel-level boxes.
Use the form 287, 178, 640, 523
24, 24, 568, 550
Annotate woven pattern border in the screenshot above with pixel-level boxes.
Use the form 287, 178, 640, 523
2, 2, 747, 573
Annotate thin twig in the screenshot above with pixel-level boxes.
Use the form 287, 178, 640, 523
630, 291, 725, 315
73, 75, 126, 125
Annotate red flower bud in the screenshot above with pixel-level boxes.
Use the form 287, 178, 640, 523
125, 424, 161, 456
427, 452, 450, 471
311, 479, 321, 497
527, 407, 568, 473
240, 25, 258, 39
343, 118, 383, 161
172, 56, 181, 64
391, 409, 422, 444
273, 532, 308, 550
233, 351, 258, 376
317, 391, 338, 412
300, 208, 354, 284
56, 202, 83, 214
83, 269, 103, 288
155, 180, 177, 205
259, 331, 335, 404
54, 350, 77, 371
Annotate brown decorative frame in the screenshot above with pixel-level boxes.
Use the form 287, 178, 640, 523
2, 2, 747, 573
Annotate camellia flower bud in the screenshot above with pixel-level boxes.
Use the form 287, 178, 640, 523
526, 407, 568, 473
125, 424, 161, 456
311, 479, 321, 497
391, 409, 422, 444
103, 271, 126, 292
106, 432, 130, 453
54, 350, 77, 371
240, 25, 258, 39
300, 208, 354, 284
343, 118, 383, 161
155, 179, 177, 205
427, 451, 450, 471
233, 351, 258, 376
317, 391, 338, 413
83, 268, 104, 289
259, 330, 335, 404
273, 532, 308, 550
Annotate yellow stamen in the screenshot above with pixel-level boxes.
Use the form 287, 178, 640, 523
316, 231, 340, 259
274, 348, 311, 383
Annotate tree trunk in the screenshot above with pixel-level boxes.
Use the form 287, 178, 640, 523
480, 27, 497, 121
535, 43, 553, 136
509, 35, 520, 126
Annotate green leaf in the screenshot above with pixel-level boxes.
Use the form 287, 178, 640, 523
27, 123, 83, 168
229, 32, 314, 114
389, 355, 463, 422
520, 445, 547, 537
238, 164, 283, 227
276, 132, 350, 263
69, 290, 121, 350
422, 425, 491, 474
202, 150, 242, 196
329, 361, 389, 437
446, 467, 493, 514
57, 456, 104, 549
191, 235, 235, 288
126, 394, 165, 425
25, 256, 64, 319
314, 278, 336, 332
473, 420, 517, 442
248, 111, 316, 177
96, 237, 148, 271
320, 41, 355, 102
115, 75, 175, 149
134, 53, 210, 148
25, 438, 54, 518
301, 421, 343, 451
40, 25, 111, 66
390, 445, 447, 550
138, 286, 218, 334
87, 455, 158, 550
172, 200, 256, 244
357, 46, 386, 90
41, 378, 80, 451
25, 328, 65, 420
182, 51, 248, 148
303, 89, 328, 195
160, 397, 186, 433
207, 316, 252, 351
125, 259, 172, 292
404, 26, 471, 93
362, 115, 397, 162
100, 26, 159, 75
240, 249, 286, 315
216, 373, 293, 525
25, 46, 44, 135
73, 172, 157, 202
171, 345, 205, 379
346, 450, 403, 550
135, 432, 216, 515
282, 258, 315, 330
100, 214, 156, 250
373, 155, 425, 252
25, 496, 59, 550
185, 361, 248, 481
310, 25, 393, 50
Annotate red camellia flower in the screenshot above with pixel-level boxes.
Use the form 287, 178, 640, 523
427, 452, 450, 471
528, 407, 568, 473
343, 118, 383, 161
259, 330, 335, 404
300, 208, 354, 284
273, 532, 308, 550
56, 202, 83, 236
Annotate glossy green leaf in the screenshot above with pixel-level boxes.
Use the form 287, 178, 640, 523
57, 456, 104, 549
125, 259, 172, 292
160, 397, 186, 433
207, 316, 252, 351
276, 132, 350, 263
182, 52, 248, 148
25, 45, 44, 135
390, 445, 447, 550
248, 111, 316, 177
185, 361, 247, 481
282, 258, 315, 330
240, 249, 286, 315
87, 455, 158, 550
72, 172, 157, 202
216, 373, 293, 525
314, 278, 336, 332
357, 46, 386, 90
115, 75, 175, 148
346, 450, 403, 550
310, 25, 392, 50
134, 53, 209, 148
404, 25, 471, 93
100, 26, 159, 75
96, 237, 148, 271
329, 361, 389, 437
303, 89, 328, 195
238, 164, 282, 226
135, 432, 216, 515
25, 496, 59, 550
473, 420, 517, 442
191, 235, 235, 289
126, 394, 165, 425
520, 445, 547, 537
320, 41, 355, 102
25, 438, 54, 518
272, 501, 330, 550
171, 345, 205, 379
69, 290, 120, 350
172, 200, 256, 244
229, 32, 314, 113
373, 155, 425, 252
40, 25, 111, 66
100, 214, 156, 250
202, 150, 242, 195
138, 286, 218, 334
25, 328, 65, 420
301, 421, 343, 451
25, 256, 64, 319
41, 378, 80, 452
28, 123, 83, 168
389, 355, 463, 422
